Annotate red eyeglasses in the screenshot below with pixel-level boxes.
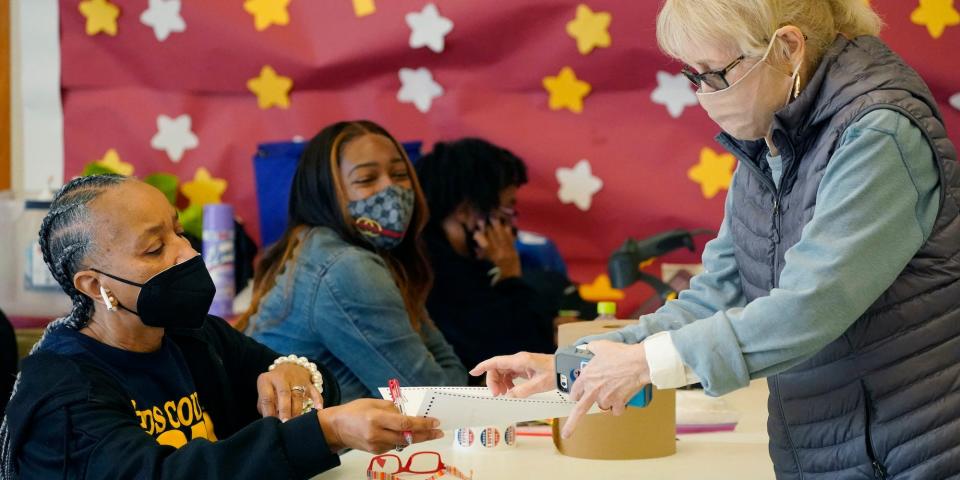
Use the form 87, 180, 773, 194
366, 451, 472, 480
368, 451, 444, 475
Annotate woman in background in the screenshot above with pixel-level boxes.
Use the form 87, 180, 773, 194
240, 120, 466, 402
415, 138, 558, 372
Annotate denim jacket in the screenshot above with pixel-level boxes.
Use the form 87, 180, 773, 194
247, 227, 467, 402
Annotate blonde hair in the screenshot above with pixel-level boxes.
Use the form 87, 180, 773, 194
656, 0, 883, 67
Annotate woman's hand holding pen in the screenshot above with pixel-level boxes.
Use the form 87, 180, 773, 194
316, 400, 443, 454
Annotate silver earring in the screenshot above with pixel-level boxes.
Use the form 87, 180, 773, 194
793, 74, 801, 99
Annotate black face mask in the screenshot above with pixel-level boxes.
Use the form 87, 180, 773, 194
93, 256, 216, 329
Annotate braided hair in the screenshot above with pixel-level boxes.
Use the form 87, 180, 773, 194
1, 174, 127, 478
36, 174, 128, 330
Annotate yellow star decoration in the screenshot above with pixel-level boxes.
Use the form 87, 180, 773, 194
353, 0, 376, 17
78, 0, 121, 36
542, 67, 592, 114
689, 147, 736, 199
95, 149, 134, 176
181, 168, 228, 207
566, 4, 612, 55
243, 0, 291, 31
247, 66, 294, 109
911, 0, 960, 39
579, 274, 625, 302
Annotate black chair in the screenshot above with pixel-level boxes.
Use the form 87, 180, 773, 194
0, 307, 17, 416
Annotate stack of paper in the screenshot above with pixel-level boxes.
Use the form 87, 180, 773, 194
378, 387, 600, 429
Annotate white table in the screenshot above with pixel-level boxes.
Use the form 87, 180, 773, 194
314, 380, 775, 479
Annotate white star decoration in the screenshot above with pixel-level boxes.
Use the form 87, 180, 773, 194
651, 71, 698, 118
397, 67, 444, 113
151, 114, 199, 163
406, 3, 454, 53
556, 159, 603, 211
140, 0, 186, 42
950, 92, 960, 112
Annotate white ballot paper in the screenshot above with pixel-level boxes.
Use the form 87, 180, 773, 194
377, 386, 600, 429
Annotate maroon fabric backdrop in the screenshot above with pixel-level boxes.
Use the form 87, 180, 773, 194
60, 0, 960, 311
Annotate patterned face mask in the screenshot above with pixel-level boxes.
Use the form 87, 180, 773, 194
348, 184, 416, 250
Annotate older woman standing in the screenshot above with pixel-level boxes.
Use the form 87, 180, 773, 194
0, 175, 442, 479
472, 1, 959, 478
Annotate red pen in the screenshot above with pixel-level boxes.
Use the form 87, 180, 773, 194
388, 379, 414, 447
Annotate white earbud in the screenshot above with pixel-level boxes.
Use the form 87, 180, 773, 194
100, 285, 117, 312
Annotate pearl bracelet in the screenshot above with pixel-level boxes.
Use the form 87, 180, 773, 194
269, 354, 324, 397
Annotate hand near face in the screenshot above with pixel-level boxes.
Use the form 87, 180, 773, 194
473, 217, 522, 280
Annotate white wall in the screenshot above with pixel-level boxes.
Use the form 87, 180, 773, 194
9, 0, 63, 195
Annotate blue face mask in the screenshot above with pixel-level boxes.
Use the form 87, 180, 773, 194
348, 184, 416, 250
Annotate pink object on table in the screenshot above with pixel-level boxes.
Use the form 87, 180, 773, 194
676, 423, 738, 435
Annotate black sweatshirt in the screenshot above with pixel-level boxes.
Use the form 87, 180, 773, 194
3, 316, 342, 479
424, 232, 556, 372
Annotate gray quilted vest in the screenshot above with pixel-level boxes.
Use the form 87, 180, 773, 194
716, 36, 960, 480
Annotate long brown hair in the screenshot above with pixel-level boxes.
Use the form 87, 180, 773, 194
235, 121, 433, 332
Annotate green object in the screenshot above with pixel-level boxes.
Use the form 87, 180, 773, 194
144, 173, 180, 205
81, 162, 119, 176
597, 301, 617, 316
180, 204, 204, 239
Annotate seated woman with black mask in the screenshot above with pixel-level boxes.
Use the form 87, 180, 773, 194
0, 175, 442, 479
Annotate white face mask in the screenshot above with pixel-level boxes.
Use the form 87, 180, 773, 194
696, 28, 804, 141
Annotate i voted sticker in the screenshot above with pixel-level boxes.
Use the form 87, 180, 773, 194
455, 428, 475, 447
453, 425, 517, 451
505, 425, 516, 446
480, 427, 500, 448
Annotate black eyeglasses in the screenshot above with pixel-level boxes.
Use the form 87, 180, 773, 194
681, 55, 746, 91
